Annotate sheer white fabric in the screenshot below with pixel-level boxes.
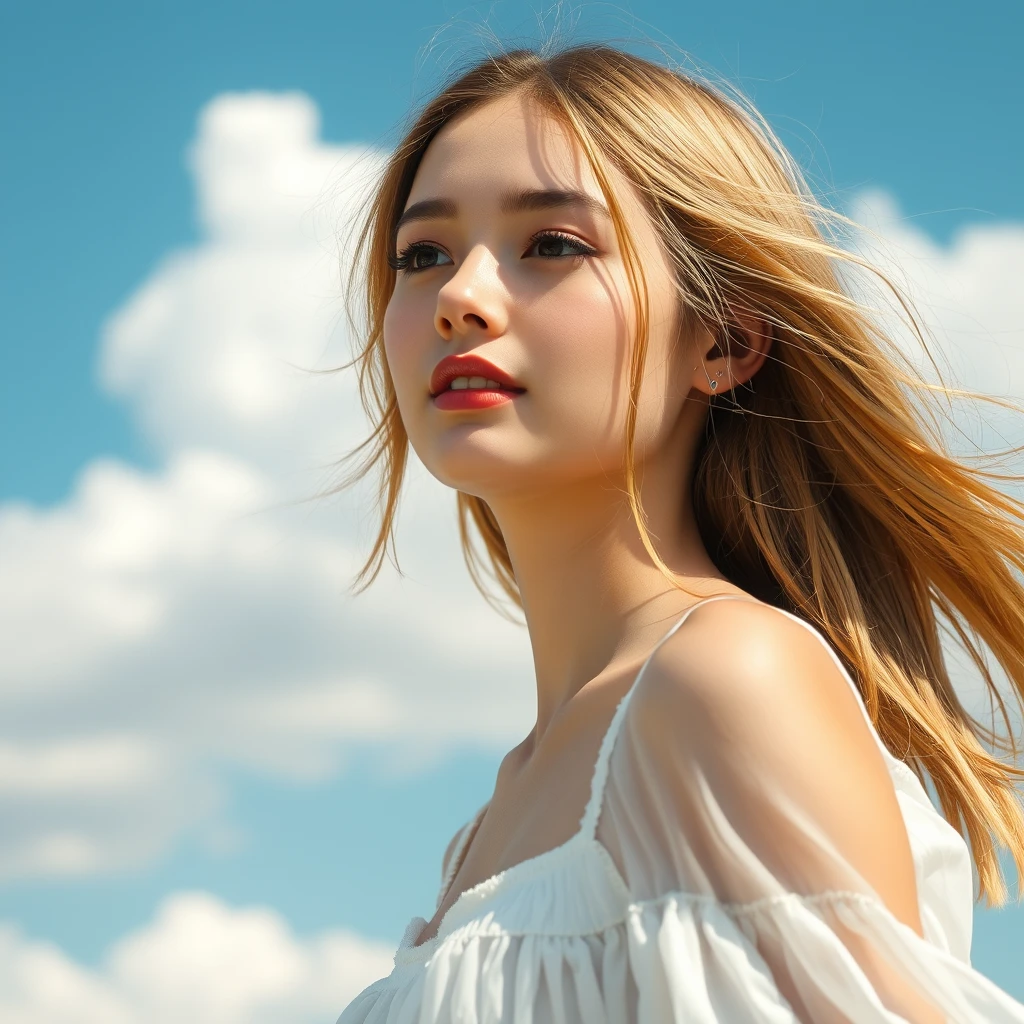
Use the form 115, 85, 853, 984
338, 597, 1024, 1023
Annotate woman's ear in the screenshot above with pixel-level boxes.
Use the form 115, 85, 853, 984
689, 312, 773, 396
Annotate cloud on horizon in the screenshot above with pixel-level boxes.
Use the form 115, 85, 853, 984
0, 890, 392, 1024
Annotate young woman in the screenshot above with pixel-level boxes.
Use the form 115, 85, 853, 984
335, 43, 1024, 1022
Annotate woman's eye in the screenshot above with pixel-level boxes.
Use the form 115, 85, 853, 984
388, 243, 453, 274
526, 231, 597, 260
388, 231, 597, 275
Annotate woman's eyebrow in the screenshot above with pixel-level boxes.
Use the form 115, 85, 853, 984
393, 187, 610, 237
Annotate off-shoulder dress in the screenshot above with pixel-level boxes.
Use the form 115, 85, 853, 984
338, 595, 1024, 1022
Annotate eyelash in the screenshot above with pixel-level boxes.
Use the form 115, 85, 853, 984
387, 230, 598, 274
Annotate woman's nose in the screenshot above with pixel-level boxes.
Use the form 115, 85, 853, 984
434, 246, 508, 341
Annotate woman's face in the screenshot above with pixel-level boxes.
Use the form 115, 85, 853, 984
383, 91, 698, 502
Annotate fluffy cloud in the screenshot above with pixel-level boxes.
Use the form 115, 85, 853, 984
0, 91, 535, 881
1, 90, 1022, 881
847, 189, 1024, 452
0, 891, 393, 1024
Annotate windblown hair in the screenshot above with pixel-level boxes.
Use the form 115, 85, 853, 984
338, 42, 1024, 905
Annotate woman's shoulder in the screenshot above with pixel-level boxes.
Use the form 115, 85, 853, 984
612, 595, 926, 935
632, 596, 863, 736
619, 595, 904, 837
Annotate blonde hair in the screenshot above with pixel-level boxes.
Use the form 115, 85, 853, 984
338, 43, 1024, 905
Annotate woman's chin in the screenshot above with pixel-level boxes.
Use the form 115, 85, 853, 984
424, 461, 535, 502
433, 470, 522, 501
419, 437, 524, 492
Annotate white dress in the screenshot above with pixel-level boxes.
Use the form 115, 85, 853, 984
338, 596, 1024, 1023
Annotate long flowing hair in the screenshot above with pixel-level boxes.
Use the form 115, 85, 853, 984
337, 43, 1024, 905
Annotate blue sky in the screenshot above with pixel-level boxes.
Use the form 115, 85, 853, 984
2, 0, 1023, 1017
5, 0, 1023, 504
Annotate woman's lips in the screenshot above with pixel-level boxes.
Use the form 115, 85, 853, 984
429, 356, 525, 412
433, 387, 520, 411
429, 354, 523, 395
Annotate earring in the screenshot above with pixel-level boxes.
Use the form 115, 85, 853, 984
698, 366, 725, 391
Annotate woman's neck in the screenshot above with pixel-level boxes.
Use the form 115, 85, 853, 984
486, 460, 734, 743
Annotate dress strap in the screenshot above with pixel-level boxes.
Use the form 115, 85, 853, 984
435, 801, 488, 911
578, 594, 761, 838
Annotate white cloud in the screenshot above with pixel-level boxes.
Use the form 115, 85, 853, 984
0, 891, 393, 1024
1, 91, 1022, 880
0, 92, 535, 881
847, 190, 1024, 453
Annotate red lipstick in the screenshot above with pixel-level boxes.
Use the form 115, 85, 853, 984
429, 354, 525, 411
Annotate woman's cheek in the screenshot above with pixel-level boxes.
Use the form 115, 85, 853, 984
539, 302, 630, 425
383, 301, 423, 411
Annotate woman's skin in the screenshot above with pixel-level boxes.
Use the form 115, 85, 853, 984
386, 89, 767, 724
383, 89, 928, 981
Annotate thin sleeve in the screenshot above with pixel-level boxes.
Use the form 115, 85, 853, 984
595, 601, 1024, 1023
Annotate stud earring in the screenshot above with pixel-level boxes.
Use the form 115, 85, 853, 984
697, 366, 725, 391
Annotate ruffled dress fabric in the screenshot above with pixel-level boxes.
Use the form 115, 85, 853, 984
337, 597, 1024, 1023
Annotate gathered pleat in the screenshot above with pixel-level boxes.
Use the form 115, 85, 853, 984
339, 889, 1024, 1024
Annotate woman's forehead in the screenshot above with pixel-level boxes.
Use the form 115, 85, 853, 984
409, 94, 601, 204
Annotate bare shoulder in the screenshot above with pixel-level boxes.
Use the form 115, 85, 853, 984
633, 597, 875, 754
627, 596, 923, 934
